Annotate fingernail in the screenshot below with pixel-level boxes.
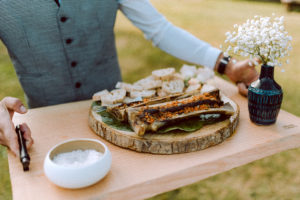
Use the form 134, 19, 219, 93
20, 105, 27, 113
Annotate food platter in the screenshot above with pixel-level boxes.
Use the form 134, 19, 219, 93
88, 94, 239, 154
88, 66, 240, 154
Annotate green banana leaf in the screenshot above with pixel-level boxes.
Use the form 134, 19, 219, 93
93, 103, 132, 132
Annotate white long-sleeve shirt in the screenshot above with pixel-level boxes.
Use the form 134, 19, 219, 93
118, 0, 221, 69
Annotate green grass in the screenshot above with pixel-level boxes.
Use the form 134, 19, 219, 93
1, 0, 300, 199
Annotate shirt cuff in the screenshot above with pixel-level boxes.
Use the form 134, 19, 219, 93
201, 47, 222, 70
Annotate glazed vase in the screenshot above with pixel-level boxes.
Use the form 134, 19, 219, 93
248, 64, 283, 125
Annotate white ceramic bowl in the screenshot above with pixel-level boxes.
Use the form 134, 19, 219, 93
44, 138, 111, 189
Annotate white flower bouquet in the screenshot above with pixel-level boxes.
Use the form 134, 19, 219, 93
223, 15, 292, 68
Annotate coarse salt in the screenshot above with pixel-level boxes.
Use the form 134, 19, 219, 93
52, 149, 103, 168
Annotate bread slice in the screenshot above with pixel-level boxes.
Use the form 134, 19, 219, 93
130, 90, 156, 99
188, 78, 200, 85
196, 67, 214, 83
115, 82, 143, 92
172, 73, 184, 80
162, 79, 184, 94
185, 83, 202, 93
101, 89, 126, 105
133, 75, 162, 90
111, 89, 126, 101
92, 90, 110, 101
180, 64, 197, 79
100, 93, 113, 106
152, 68, 175, 80
157, 88, 168, 97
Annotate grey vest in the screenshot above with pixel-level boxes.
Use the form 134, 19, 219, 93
0, 0, 121, 108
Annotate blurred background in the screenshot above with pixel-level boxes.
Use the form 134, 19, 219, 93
1, 0, 300, 199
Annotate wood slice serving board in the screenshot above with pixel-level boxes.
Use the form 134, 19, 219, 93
88, 95, 240, 154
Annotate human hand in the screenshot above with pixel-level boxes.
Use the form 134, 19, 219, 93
0, 97, 33, 156
224, 59, 259, 96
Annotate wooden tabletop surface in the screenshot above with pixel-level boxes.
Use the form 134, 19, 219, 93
8, 77, 300, 200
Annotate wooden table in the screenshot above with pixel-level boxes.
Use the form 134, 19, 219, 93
8, 77, 300, 200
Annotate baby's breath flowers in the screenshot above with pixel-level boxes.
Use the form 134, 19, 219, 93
222, 15, 292, 68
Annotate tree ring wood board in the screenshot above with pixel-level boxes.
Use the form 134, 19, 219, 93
88, 95, 240, 154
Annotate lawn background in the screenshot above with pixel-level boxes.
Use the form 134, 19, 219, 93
1, 0, 300, 199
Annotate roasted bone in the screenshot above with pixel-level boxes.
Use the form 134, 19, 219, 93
106, 93, 186, 122
127, 90, 234, 136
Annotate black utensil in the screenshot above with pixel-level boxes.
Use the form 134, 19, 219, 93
15, 125, 30, 171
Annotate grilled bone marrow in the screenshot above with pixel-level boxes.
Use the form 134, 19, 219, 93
106, 93, 186, 122
127, 90, 234, 136
106, 87, 218, 122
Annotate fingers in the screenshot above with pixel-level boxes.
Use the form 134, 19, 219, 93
0, 102, 18, 156
251, 73, 259, 83
247, 58, 261, 68
0, 124, 33, 157
0, 98, 30, 157
2, 128, 20, 157
237, 82, 248, 97
246, 67, 259, 86
1, 124, 33, 157
20, 123, 34, 149
243, 70, 259, 87
8, 134, 20, 157
2, 97, 27, 117
254, 57, 262, 64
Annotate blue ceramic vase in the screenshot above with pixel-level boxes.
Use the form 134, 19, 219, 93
248, 64, 283, 125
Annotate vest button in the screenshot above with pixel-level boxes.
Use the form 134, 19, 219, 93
66, 38, 73, 44
71, 61, 77, 67
60, 16, 68, 23
75, 82, 81, 88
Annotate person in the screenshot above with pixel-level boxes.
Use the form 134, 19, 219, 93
0, 0, 258, 156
